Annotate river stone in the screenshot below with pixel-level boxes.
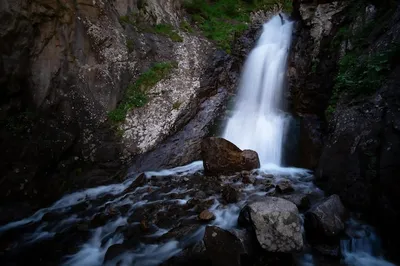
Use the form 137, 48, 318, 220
305, 194, 347, 238
275, 179, 294, 194
199, 210, 216, 222
201, 137, 260, 175
281, 194, 310, 209
222, 185, 239, 203
241, 197, 303, 252
203, 226, 257, 266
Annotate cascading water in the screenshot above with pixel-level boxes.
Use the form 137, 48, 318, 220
223, 15, 293, 165
0, 15, 396, 266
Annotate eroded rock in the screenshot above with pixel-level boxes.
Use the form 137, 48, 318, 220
201, 137, 260, 175
239, 197, 303, 252
198, 210, 216, 222
275, 179, 294, 194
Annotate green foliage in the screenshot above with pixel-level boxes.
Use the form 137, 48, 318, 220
119, 15, 134, 25
183, 0, 291, 52
145, 24, 183, 42
126, 39, 134, 53
180, 21, 194, 33
108, 62, 178, 122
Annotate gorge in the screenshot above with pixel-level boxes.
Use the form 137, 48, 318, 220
1, 0, 400, 265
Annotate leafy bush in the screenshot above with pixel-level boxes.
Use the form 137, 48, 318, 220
108, 62, 178, 122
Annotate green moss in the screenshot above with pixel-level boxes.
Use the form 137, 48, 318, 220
180, 21, 194, 33
183, 0, 291, 52
126, 39, 134, 53
108, 62, 178, 122
149, 24, 183, 42
172, 101, 182, 110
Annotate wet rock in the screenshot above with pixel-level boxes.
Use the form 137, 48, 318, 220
305, 194, 347, 238
198, 210, 216, 222
281, 194, 310, 210
160, 224, 202, 241
201, 137, 260, 175
203, 226, 257, 266
241, 171, 255, 184
140, 219, 150, 232
222, 185, 239, 203
275, 179, 294, 194
104, 243, 126, 263
123, 173, 147, 193
161, 241, 210, 266
239, 197, 303, 252
313, 244, 340, 257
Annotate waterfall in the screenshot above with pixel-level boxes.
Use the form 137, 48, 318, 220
223, 14, 293, 166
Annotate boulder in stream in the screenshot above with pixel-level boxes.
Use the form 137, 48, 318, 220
222, 185, 239, 203
203, 226, 257, 266
275, 179, 294, 194
305, 194, 347, 238
201, 137, 260, 175
199, 210, 216, 222
238, 197, 303, 252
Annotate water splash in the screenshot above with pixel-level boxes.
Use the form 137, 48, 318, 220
223, 15, 293, 165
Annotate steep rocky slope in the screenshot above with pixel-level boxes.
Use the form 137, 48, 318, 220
289, 0, 400, 259
0, 0, 238, 221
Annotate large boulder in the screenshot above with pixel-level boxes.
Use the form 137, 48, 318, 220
305, 194, 347, 239
203, 226, 257, 266
201, 137, 260, 175
239, 197, 303, 252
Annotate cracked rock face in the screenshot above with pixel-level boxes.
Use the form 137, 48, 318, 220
244, 197, 303, 252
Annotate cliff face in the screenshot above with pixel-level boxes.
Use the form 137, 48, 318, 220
289, 0, 400, 259
0, 0, 237, 220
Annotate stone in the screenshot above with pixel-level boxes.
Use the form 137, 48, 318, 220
161, 241, 210, 266
159, 224, 202, 242
241, 171, 255, 184
104, 243, 126, 263
305, 194, 347, 238
201, 137, 260, 175
203, 226, 257, 266
222, 185, 239, 203
275, 179, 294, 194
199, 210, 216, 222
123, 173, 147, 193
239, 197, 303, 252
281, 194, 310, 210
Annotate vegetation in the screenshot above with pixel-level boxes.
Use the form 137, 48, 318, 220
180, 21, 194, 33
183, 0, 292, 52
108, 62, 178, 122
150, 24, 183, 42
325, 3, 399, 117
126, 39, 134, 53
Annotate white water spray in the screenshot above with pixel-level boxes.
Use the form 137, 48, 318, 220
223, 14, 293, 165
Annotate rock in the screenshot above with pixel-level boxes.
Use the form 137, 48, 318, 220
159, 224, 202, 242
241, 171, 255, 184
161, 241, 210, 266
123, 173, 147, 193
281, 194, 310, 209
222, 185, 239, 203
305, 195, 347, 238
275, 179, 294, 194
201, 137, 260, 175
104, 243, 126, 263
199, 210, 216, 222
313, 244, 340, 257
239, 197, 303, 252
203, 226, 257, 266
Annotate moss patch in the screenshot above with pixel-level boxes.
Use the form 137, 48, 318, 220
108, 62, 178, 122
183, 0, 292, 52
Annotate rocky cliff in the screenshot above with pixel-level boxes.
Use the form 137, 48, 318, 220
289, 0, 400, 259
0, 0, 240, 221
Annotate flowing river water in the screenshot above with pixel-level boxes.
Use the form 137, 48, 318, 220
0, 15, 396, 266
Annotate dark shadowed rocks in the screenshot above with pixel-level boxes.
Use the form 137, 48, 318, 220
305, 194, 347, 239
203, 226, 257, 266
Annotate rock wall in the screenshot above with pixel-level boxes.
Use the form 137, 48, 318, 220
289, 0, 400, 259
0, 0, 238, 221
